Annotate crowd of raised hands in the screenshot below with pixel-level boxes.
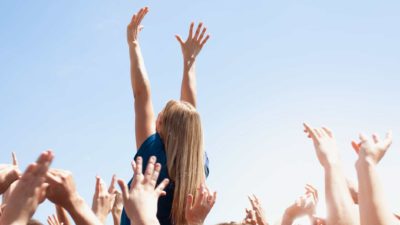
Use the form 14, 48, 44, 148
0, 151, 216, 225
1, 123, 398, 225
1, 5, 399, 225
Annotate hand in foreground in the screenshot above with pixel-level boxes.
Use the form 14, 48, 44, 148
284, 184, 319, 220
118, 156, 169, 225
247, 195, 269, 225
0, 152, 21, 194
175, 22, 210, 65
46, 168, 103, 225
0, 151, 53, 225
92, 175, 117, 224
303, 123, 341, 167
352, 131, 392, 165
46, 169, 79, 210
185, 184, 217, 225
127, 7, 148, 46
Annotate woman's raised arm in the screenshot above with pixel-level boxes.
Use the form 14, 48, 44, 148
127, 7, 156, 149
176, 22, 210, 108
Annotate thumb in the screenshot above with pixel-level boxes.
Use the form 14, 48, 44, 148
175, 35, 184, 46
351, 141, 360, 155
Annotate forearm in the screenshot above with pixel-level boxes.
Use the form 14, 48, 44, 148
65, 195, 103, 225
180, 60, 197, 107
324, 164, 358, 225
129, 42, 151, 98
280, 211, 294, 225
356, 159, 395, 225
131, 217, 160, 225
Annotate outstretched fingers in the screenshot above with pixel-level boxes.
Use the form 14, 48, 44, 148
135, 7, 149, 27
144, 156, 156, 183
382, 130, 393, 149
108, 174, 117, 194
198, 27, 207, 42
188, 22, 194, 40
175, 35, 185, 46
131, 157, 143, 188
193, 23, 203, 41
303, 123, 319, 143
150, 162, 161, 186
200, 34, 210, 48
117, 179, 129, 201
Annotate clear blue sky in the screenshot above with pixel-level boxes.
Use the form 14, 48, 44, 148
1, 0, 400, 224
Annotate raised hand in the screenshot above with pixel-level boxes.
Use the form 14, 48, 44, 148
352, 131, 392, 165
117, 156, 169, 225
0, 151, 53, 225
284, 184, 319, 220
92, 175, 117, 224
178, 22, 210, 107
46, 169, 79, 210
127, 7, 148, 46
185, 184, 217, 225
304, 123, 358, 225
303, 123, 341, 167
0, 152, 21, 194
248, 195, 269, 225
176, 22, 210, 65
46, 169, 102, 225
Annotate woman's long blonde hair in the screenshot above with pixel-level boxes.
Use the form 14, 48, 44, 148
159, 100, 205, 225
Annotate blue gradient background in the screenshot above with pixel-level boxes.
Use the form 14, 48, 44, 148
1, 0, 400, 224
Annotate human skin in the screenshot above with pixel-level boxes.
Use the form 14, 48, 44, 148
0, 151, 53, 225
117, 156, 169, 225
303, 123, 359, 225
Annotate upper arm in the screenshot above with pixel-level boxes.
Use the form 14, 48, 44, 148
134, 94, 156, 149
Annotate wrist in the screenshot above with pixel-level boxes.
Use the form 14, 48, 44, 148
355, 157, 375, 170
282, 210, 295, 225
322, 161, 342, 171
63, 193, 84, 214
183, 58, 196, 67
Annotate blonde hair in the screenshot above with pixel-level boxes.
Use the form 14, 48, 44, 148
159, 100, 205, 225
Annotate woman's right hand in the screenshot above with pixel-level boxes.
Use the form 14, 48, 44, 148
127, 7, 149, 47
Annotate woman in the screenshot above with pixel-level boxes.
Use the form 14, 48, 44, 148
121, 7, 211, 225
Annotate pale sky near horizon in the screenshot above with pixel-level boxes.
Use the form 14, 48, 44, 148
1, 0, 400, 224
